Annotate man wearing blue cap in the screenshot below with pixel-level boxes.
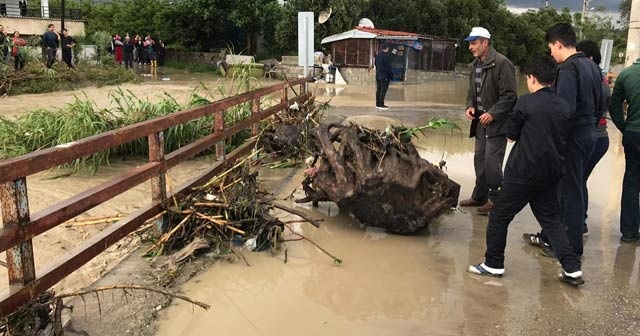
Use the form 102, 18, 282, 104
459, 27, 517, 215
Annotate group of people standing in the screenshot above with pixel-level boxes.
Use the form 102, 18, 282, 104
0, 24, 27, 70
448, 23, 639, 287
42, 24, 76, 69
110, 34, 166, 69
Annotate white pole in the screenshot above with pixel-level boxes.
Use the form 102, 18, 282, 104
304, 16, 309, 78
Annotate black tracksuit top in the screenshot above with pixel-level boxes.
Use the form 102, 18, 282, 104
504, 87, 573, 185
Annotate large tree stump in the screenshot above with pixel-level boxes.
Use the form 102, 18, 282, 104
297, 124, 460, 234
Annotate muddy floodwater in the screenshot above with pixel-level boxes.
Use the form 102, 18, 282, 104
1, 74, 637, 335
156, 82, 639, 335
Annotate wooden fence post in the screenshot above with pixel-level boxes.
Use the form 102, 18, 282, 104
148, 131, 168, 235
0, 178, 36, 290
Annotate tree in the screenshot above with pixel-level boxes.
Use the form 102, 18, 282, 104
619, 0, 632, 29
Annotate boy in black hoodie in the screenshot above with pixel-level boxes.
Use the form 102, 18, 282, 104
468, 56, 584, 286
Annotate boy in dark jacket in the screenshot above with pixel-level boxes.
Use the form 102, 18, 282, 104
523, 23, 606, 257
468, 56, 584, 286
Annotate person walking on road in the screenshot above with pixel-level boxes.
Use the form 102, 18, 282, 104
375, 44, 393, 110
458, 27, 518, 215
610, 57, 640, 243
468, 56, 584, 286
523, 23, 606, 258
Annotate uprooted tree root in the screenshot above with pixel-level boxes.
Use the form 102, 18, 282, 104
296, 123, 460, 234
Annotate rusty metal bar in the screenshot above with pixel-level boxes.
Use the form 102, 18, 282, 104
0, 93, 310, 256
0, 78, 310, 184
0, 141, 256, 317
251, 98, 260, 136
148, 132, 168, 235
0, 178, 35, 289
214, 110, 226, 162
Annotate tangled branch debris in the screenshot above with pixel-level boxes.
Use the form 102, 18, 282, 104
258, 97, 461, 234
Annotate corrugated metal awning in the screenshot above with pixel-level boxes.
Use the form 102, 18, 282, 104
321, 29, 377, 44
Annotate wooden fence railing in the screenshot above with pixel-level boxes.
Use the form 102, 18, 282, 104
0, 77, 311, 317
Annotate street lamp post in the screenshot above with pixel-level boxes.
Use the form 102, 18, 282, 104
61, 0, 65, 31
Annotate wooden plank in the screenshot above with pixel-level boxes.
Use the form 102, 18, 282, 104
0, 78, 310, 184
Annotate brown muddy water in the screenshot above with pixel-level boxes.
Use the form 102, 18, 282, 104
156, 83, 639, 336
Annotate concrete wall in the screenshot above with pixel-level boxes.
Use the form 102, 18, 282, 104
166, 50, 226, 65
0, 17, 85, 36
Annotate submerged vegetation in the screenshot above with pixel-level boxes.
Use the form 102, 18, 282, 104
0, 66, 261, 173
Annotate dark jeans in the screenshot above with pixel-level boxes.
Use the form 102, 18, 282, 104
584, 135, 609, 224
471, 122, 507, 202
375, 79, 390, 107
541, 131, 596, 256
14, 54, 24, 70
621, 131, 640, 238
485, 182, 581, 273
46, 48, 57, 68
62, 49, 73, 68
124, 52, 133, 69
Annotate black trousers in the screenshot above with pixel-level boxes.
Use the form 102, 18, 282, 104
375, 79, 390, 107
485, 182, 581, 273
583, 135, 609, 224
62, 49, 73, 68
124, 52, 133, 69
541, 131, 596, 256
621, 131, 640, 238
46, 48, 57, 68
14, 54, 24, 70
471, 122, 507, 202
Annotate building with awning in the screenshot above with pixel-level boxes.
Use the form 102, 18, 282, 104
320, 19, 456, 82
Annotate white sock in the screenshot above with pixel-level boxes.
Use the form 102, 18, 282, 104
481, 263, 505, 275
563, 270, 582, 278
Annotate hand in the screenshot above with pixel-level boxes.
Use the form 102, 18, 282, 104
465, 107, 475, 120
479, 113, 494, 125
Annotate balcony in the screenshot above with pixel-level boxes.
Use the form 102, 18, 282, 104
0, 2, 85, 36
0, 3, 83, 20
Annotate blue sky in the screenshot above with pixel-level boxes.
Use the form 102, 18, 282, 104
506, 0, 622, 13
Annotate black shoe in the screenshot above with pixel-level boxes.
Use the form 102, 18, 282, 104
583, 223, 589, 236
522, 233, 547, 248
541, 244, 556, 258
559, 270, 585, 286
620, 235, 640, 243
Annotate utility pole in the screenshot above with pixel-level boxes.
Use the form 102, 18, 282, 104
60, 0, 65, 31
543, 0, 549, 8
626, 0, 640, 66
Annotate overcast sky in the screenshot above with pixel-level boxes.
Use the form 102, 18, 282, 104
506, 0, 622, 12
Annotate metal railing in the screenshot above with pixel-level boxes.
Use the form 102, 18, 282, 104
0, 77, 311, 317
0, 4, 83, 20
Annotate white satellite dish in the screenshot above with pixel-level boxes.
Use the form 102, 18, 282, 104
358, 18, 374, 28
319, 8, 332, 24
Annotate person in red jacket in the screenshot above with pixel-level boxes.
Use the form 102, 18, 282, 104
114, 34, 123, 64
11, 31, 26, 70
